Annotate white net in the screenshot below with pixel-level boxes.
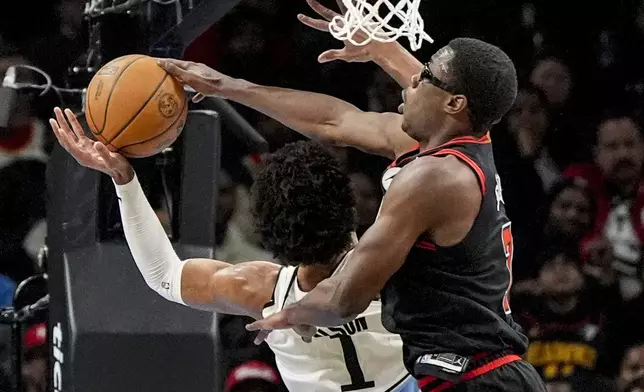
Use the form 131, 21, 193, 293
328, 0, 433, 51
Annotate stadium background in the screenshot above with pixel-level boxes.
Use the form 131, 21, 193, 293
1, 0, 644, 391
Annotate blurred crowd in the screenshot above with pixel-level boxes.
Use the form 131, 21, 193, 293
2, 0, 644, 391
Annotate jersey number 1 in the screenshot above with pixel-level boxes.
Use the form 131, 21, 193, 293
501, 222, 514, 315
331, 335, 375, 391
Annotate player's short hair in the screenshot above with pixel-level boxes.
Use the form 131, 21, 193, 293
251, 141, 356, 266
447, 38, 518, 134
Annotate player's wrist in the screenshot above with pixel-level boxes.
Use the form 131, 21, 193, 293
371, 42, 404, 66
218, 77, 251, 100
112, 164, 135, 185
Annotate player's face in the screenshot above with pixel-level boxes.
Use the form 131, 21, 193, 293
595, 118, 644, 191
400, 46, 457, 140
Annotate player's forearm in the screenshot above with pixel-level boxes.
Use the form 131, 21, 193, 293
282, 275, 362, 327
114, 173, 186, 304
224, 79, 360, 145
372, 43, 423, 88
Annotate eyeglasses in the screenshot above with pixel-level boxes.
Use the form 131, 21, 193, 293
420, 63, 458, 94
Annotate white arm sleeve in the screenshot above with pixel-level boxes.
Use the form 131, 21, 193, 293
113, 173, 186, 305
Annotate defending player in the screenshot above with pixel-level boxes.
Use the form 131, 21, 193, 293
48, 107, 418, 392
159, 25, 547, 392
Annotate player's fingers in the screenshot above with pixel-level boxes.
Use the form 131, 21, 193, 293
318, 49, 346, 63
192, 92, 205, 103
157, 58, 191, 71
307, 0, 339, 21
49, 119, 69, 149
245, 319, 269, 332
54, 107, 76, 141
64, 108, 86, 141
246, 314, 289, 332
92, 141, 109, 161
252, 330, 271, 345
50, 118, 78, 152
157, 60, 191, 81
335, 0, 348, 14
50, 118, 90, 163
297, 14, 329, 32
293, 325, 316, 343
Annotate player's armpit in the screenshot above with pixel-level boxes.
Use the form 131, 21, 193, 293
331, 111, 417, 159
181, 259, 281, 319
325, 155, 482, 317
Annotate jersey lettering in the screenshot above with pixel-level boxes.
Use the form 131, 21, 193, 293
314, 317, 368, 338
332, 335, 376, 391
501, 222, 514, 314
495, 174, 505, 211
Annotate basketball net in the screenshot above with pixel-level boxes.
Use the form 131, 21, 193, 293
329, 0, 433, 51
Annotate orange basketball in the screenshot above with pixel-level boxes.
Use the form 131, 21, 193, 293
85, 55, 188, 158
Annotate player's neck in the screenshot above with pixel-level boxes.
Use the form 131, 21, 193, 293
297, 265, 338, 292
298, 244, 355, 292
418, 125, 472, 151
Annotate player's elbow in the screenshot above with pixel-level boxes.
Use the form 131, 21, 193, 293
315, 109, 362, 147
313, 122, 348, 147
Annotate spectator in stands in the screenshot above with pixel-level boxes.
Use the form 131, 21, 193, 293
225, 360, 280, 392
513, 178, 595, 280
531, 56, 572, 110
563, 114, 644, 301
530, 55, 591, 165
495, 83, 559, 235
513, 251, 618, 387
616, 343, 644, 392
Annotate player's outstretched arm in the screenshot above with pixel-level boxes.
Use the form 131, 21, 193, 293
112, 173, 280, 318
298, 0, 423, 88
247, 155, 481, 332
158, 59, 416, 159
49, 107, 279, 319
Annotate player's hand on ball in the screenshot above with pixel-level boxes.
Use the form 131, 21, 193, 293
298, 0, 383, 64
246, 312, 317, 345
157, 59, 233, 103
49, 107, 133, 185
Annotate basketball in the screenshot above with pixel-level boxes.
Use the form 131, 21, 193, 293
85, 54, 188, 158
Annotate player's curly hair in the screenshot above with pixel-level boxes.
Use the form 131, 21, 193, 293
251, 141, 356, 266
447, 38, 518, 134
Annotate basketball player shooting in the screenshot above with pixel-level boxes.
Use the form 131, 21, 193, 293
157, 2, 547, 390
48, 108, 419, 392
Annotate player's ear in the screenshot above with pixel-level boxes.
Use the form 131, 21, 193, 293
445, 94, 467, 115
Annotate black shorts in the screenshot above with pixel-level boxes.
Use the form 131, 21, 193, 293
418, 356, 546, 392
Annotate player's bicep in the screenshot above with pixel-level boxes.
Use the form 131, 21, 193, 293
181, 259, 280, 318
334, 111, 416, 159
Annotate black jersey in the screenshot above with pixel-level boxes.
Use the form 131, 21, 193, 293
378, 133, 529, 375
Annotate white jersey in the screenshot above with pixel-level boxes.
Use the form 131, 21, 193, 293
263, 253, 415, 392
